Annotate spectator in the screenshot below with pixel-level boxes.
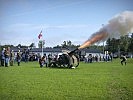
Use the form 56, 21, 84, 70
95, 55, 98, 62
10, 50, 15, 66
16, 51, 21, 66
1, 48, 5, 66
4, 48, 10, 67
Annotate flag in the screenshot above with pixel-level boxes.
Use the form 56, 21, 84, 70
38, 30, 42, 39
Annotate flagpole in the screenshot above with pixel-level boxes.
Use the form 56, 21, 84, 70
102, 24, 104, 55
41, 29, 43, 57
38, 30, 43, 57
41, 38, 43, 57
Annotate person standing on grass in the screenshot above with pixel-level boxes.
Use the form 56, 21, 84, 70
1, 48, 5, 66
121, 54, 127, 66
10, 50, 15, 66
4, 47, 10, 67
16, 50, 21, 66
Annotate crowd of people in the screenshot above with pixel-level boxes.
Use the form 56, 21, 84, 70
0, 47, 127, 67
0, 47, 60, 68
0, 47, 41, 67
81, 53, 113, 63
0, 47, 22, 67
39, 54, 59, 68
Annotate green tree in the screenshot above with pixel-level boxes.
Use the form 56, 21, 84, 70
38, 40, 45, 48
29, 43, 36, 49
67, 40, 72, 47
119, 35, 130, 52
61, 41, 67, 47
128, 33, 133, 53
106, 38, 119, 53
17, 44, 21, 48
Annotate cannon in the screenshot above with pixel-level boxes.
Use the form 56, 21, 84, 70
48, 48, 79, 68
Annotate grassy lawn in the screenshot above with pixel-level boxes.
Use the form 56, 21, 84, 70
0, 59, 133, 100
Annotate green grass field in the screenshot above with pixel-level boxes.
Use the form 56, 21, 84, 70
0, 59, 133, 100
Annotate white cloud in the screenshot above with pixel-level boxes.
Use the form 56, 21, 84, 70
0, 23, 96, 47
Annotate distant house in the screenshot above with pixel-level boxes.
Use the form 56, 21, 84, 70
10, 47, 102, 57
81, 48, 103, 57
30, 48, 62, 55
10, 47, 62, 56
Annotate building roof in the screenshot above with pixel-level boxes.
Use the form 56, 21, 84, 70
84, 48, 102, 53
10, 47, 102, 53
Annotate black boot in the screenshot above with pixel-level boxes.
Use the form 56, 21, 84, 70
18, 62, 19, 66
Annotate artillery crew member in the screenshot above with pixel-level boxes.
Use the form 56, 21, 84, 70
39, 55, 47, 68
121, 54, 127, 66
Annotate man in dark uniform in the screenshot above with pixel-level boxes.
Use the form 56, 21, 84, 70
4, 48, 10, 67
121, 54, 127, 65
39, 55, 47, 68
16, 50, 21, 66
1, 48, 5, 66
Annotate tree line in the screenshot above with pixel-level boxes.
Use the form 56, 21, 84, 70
0, 33, 133, 55
54, 33, 133, 55
105, 33, 133, 54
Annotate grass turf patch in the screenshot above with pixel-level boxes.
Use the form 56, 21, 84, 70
0, 59, 133, 100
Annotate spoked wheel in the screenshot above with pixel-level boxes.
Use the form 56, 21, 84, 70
73, 54, 80, 67
58, 54, 71, 68
48, 62, 58, 67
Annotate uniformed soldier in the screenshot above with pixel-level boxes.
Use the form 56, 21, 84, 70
121, 54, 127, 66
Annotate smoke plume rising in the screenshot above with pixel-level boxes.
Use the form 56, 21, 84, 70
78, 11, 133, 49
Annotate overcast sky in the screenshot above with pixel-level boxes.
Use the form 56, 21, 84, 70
0, 0, 133, 47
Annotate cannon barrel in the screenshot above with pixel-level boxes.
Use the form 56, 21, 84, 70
68, 48, 79, 56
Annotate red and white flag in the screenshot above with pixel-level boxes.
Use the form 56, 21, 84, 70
38, 30, 42, 39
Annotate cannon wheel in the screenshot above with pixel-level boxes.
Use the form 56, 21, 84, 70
67, 54, 79, 68
48, 61, 58, 68
59, 54, 71, 68
73, 54, 80, 67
